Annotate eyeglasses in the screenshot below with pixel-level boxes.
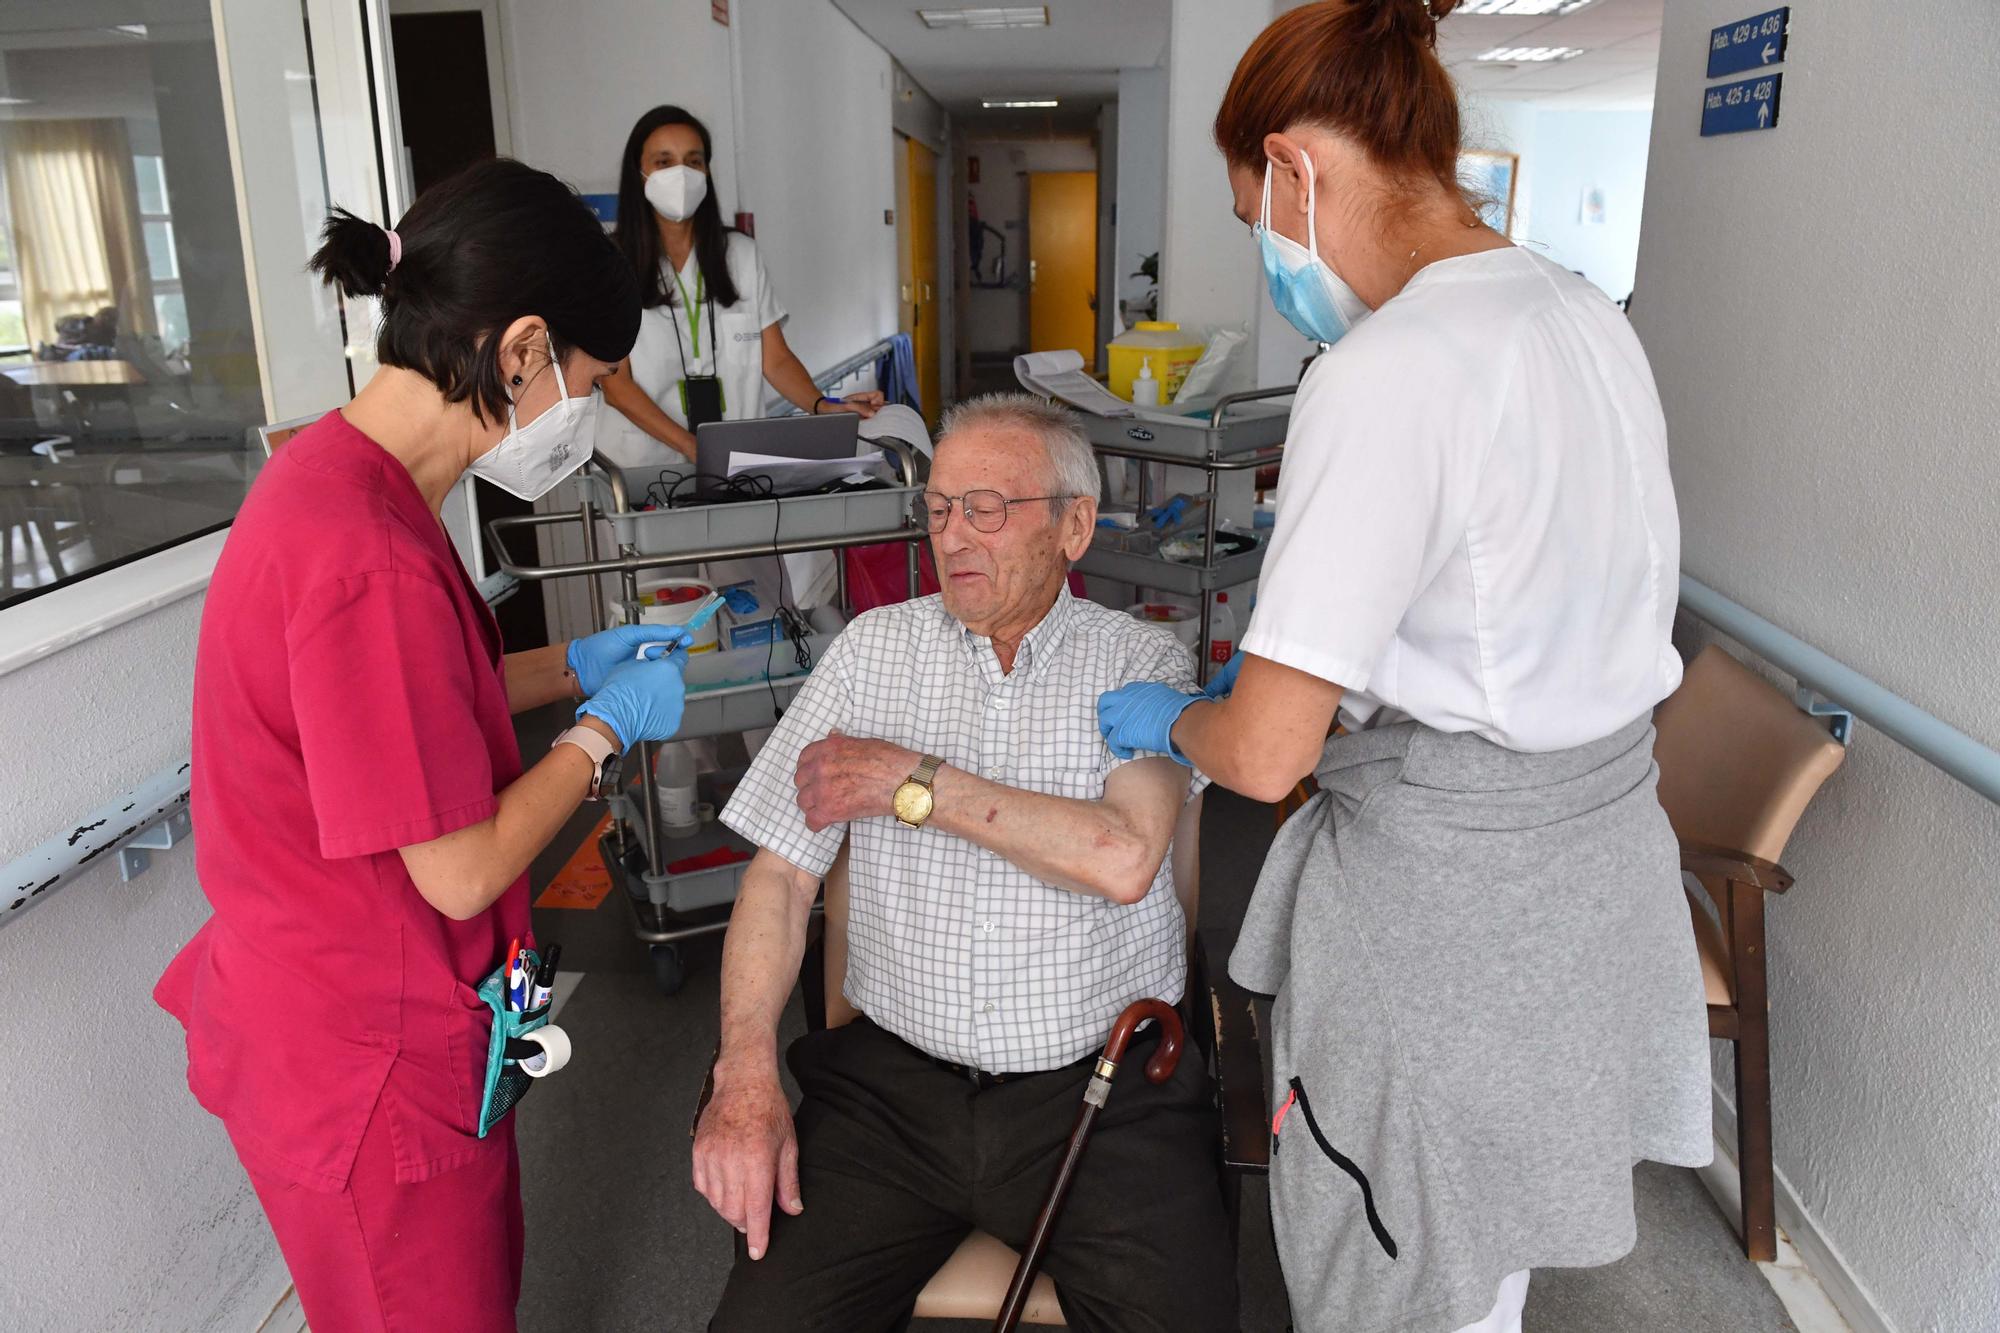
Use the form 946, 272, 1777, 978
911, 489, 1079, 534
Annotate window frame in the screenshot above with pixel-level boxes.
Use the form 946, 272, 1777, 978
0, 0, 381, 672
0, 171, 25, 359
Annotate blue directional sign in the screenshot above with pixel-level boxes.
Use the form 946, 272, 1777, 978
1701, 73, 1782, 137
1708, 7, 1789, 79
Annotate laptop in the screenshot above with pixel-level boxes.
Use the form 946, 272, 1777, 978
693, 414, 862, 498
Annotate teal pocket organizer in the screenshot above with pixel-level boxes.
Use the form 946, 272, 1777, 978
477, 951, 552, 1139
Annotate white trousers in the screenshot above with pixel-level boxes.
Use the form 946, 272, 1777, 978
1452, 1269, 1530, 1333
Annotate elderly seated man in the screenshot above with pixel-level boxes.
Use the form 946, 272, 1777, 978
693, 394, 1237, 1332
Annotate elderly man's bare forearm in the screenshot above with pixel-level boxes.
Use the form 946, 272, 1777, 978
792, 733, 1187, 904
714, 851, 820, 1076
927, 757, 1189, 905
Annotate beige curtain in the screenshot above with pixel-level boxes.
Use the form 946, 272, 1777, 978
1, 118, 156, 346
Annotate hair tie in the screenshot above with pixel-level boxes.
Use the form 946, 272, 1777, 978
383, 227, 403, 273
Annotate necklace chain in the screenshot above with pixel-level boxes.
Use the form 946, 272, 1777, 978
1409, 214, 1484, 264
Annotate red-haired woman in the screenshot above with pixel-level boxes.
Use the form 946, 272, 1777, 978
1099, 3, 1710, 1330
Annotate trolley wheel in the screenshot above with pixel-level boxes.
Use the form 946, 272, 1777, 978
650, 943, 687, 996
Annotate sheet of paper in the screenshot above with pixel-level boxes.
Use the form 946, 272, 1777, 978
1014, 349, 1133, 417
857, 403, 934, 457
725, 451, 892, 489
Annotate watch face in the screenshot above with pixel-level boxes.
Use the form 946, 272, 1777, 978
597, 749, 625, 798
893, 780, 934, 826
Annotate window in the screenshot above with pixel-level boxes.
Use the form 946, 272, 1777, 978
0, 6, 290, 610
0, 185, 23, 357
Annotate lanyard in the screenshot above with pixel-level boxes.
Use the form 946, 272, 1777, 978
666, 263, 713, 365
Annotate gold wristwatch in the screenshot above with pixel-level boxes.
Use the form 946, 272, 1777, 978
892, 755, 945, 829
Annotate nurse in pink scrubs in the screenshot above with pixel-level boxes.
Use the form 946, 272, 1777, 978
156, 159, 688, 1331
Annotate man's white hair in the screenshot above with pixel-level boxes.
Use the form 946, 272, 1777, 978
937, 392, 1101, 509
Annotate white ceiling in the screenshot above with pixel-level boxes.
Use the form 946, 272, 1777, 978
1438, 0, 1663, 110
829, 0, 1659, 117
829, 0, 1170, 111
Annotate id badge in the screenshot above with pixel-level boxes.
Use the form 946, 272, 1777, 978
679, 375, 726, 430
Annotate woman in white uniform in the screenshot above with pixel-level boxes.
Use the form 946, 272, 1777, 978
1097, 4, 1712, 1332
598, 105, 881, 467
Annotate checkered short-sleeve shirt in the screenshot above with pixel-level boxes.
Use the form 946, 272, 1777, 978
721, 587, 1202, 1072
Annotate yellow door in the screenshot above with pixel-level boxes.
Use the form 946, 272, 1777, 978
1028, 171, 1099, 371
906, 138, 941, 422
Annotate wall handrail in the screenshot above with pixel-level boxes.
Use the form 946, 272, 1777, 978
811, 336, 901, 394
4, 759, 193, 929
1679, 574, 2000, 806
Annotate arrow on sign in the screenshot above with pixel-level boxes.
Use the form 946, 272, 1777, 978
1758, 102, 1771, 126
1762, 41, 1777, 62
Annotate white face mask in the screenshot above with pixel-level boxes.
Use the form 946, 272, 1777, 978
644, 164, 708, 223
469, 334, 599, 501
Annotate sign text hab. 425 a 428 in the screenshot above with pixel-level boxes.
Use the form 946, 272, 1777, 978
1702, 73, 1782, 138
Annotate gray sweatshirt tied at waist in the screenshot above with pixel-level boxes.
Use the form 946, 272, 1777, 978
1231, 717, 1712, 1333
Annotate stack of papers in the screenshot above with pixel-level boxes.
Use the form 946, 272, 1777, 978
725, 452, 893, 491
1014, 350, 1133, 417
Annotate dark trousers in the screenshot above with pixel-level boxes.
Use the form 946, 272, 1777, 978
710, 1017, 1238, 1333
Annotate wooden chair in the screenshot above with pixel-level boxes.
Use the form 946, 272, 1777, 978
698, 792, 1268, 1326
1652, 645, 1846, 1262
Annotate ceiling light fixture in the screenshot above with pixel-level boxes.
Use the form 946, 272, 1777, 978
1476, 45, 1586, 61
111, 23, 149, 37
918, 6, 1049, 29
1458, 0, 1594, 14
981, 99, 1059, 108
0, 96, 35, 106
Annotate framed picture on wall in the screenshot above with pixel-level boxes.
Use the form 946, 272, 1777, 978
1459, 150, 1519, 235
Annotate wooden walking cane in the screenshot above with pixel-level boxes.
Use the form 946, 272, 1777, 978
993, 998, 1186, 1333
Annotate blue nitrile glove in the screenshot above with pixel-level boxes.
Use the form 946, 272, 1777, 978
577, 647, 689, 749
720, 586, 760, 616
1203, 650, 1244, 699
568, 624, 690, 696
1097, 680, 1204, 766
1147, 496, 1190, 531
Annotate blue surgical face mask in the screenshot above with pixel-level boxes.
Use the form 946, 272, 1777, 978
1255, 156, 1371, 346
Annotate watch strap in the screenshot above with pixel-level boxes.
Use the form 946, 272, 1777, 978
910, 754, 944, 789
553, 724, 619, 768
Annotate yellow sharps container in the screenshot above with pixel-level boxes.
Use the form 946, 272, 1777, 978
1106, 322, 1205, 403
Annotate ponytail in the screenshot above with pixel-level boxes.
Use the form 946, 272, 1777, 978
309, 209, 396, 299
307, 159, 641, 423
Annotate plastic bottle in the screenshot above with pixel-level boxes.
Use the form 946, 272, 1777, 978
1130, 356, 1161, 407
1208, 592, 1236, 667
655, 740, 701, 838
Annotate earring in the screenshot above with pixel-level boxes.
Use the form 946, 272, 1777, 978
511, 375, 523, 385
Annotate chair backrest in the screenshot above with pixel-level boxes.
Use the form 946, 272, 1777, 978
254, 412, 324, 458
1652, 645, 1847, 864
820, 791, 1206, 1029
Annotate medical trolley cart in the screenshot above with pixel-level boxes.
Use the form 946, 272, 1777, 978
1073, 387, 1295, 683
486, 440, 926, 994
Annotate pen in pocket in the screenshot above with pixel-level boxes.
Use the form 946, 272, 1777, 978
529, 942, 561, 1010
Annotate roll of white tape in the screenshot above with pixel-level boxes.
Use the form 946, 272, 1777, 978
519, 1024, 572, 1078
